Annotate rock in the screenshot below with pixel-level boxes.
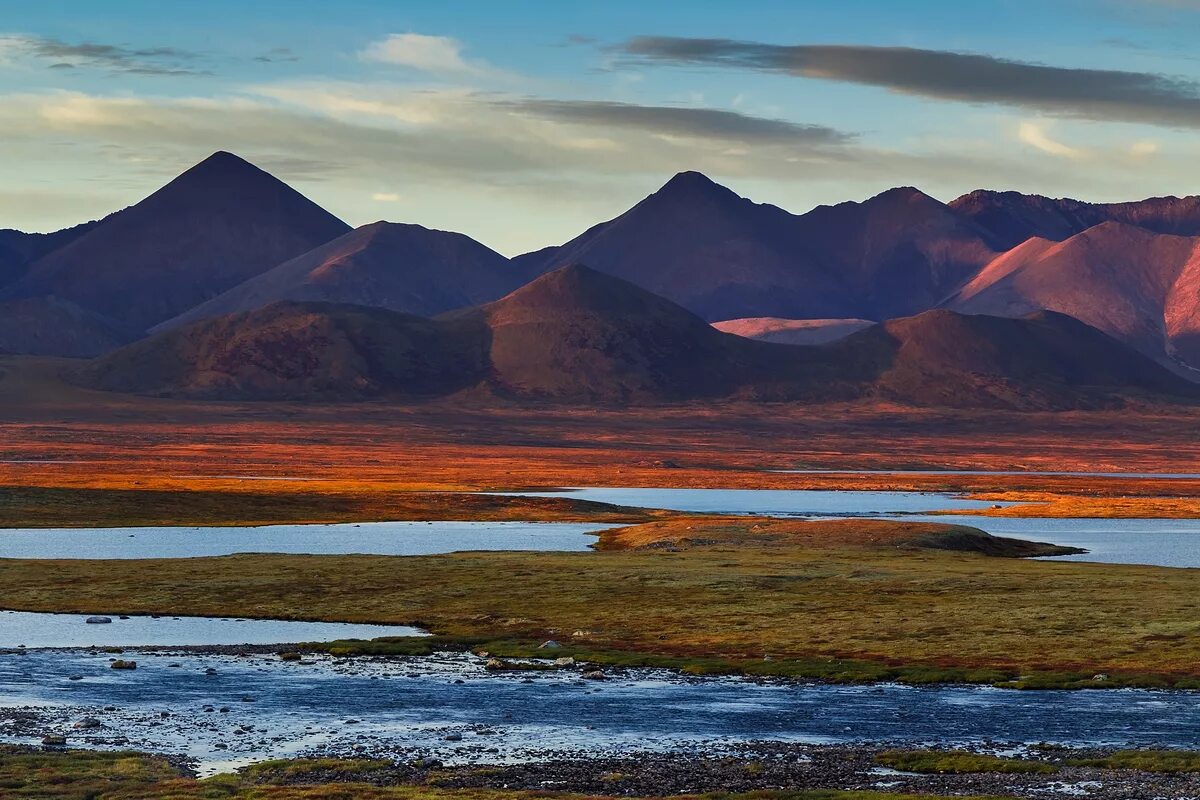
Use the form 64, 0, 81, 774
41, 735, 67, 746
73, 718, 101, 729
1092, 673, 1110, 681
485, 658, 511, 671
110, 660, 137, 670
554, 657, 575, 666
538, 640, 561, 649
85, 616, 112, 624
68, 675, 84, 681
443, 732, 463, 741
204, 668, 218, 675
582, 670, 607, 681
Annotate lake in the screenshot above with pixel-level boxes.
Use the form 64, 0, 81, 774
0, 611, 424, 649
0, 520, 610, 559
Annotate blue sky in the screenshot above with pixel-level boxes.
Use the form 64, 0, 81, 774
4, 0, 1200, 253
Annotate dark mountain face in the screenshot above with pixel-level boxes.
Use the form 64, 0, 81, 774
838, 309, 1198, 410
0, 221, 98, 289
950, 190, 1200, 250
792, 187, 999, 319
157, 221, 521, 331
514, 172, 850, 321
4, 152, 350, 333
456, 263, 833, 402
517, 174, 997, 322
87, 263, 1190, 410
88, 301, 489, 400
0, 297, 139, 358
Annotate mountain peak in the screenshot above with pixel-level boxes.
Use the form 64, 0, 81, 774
652, 170, 736, 201
172, 151, 275, 187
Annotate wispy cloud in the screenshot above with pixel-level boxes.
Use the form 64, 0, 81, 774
360, 33, 494, 76
0, 34, 206, 75
1017, 122, 1087, 159
619, 36, 1200, 129
494, 98, 854, 145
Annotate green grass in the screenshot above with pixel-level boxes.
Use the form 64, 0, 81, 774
1068, 749, 1200, 772
0, 746, 1012, 800
876, 750, 1056, 775
0, 746, 183, 798
6, 516, 1200, 686
0, 485, 651, 528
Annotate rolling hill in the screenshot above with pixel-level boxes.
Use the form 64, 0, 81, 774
845, 308, 1198, 410
158, 221, 520, 331
87, 301, 489, 400
83, 265, 1194, 409
3, 152, 350, 335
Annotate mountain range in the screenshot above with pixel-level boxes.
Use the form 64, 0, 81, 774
7, 151, 1200, 407
80, 264, 1193, 409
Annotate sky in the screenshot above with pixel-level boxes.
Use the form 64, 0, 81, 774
4, 0, 1200, 254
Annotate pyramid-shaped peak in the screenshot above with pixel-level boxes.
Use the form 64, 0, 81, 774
867, 186, 938, 205
651, 170, 739, 200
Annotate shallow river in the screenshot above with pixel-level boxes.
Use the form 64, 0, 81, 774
6, 649, 1200, 772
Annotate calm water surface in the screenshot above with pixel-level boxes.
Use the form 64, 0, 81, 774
502, 487, 1005, 515
0, 521, 609, 559
0, 612, 424, 648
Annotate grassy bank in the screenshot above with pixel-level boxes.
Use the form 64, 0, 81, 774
0, 747, 1011, 799
3, 517, 1199, 685
0, 485, 659, 528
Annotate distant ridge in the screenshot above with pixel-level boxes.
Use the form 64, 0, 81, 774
4, 151, 350, 333
157, 220, 520, 331
517, 173, 998, 322
950, 189, 1200, 249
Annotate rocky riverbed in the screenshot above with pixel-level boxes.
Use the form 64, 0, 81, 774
6, 646, 1200, 797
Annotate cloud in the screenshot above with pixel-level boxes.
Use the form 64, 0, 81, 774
494, 98, 853, 145
0, 34, 206, 75
360, 33, 490, 76
619, 36, 1200, 129
372, 192, 401, 202
1017, 122, 1087, 159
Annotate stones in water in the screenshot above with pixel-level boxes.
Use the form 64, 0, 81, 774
85, 616, 112, 624
41, 735, 66, 747
110, 660, 137, 670
582, 670, 607, 681
73, 718, 101, 730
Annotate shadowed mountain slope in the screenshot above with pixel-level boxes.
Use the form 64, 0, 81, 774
844, 309, 1198, 410
158, 221, 520, 331
86, 265, 1194, 410
0, 297, 139, 358
0, 222, 98, 289
4, 152, 350, 334
451, 264, 869, 402
516, 174, 998, 321
87, 302, 489, 400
